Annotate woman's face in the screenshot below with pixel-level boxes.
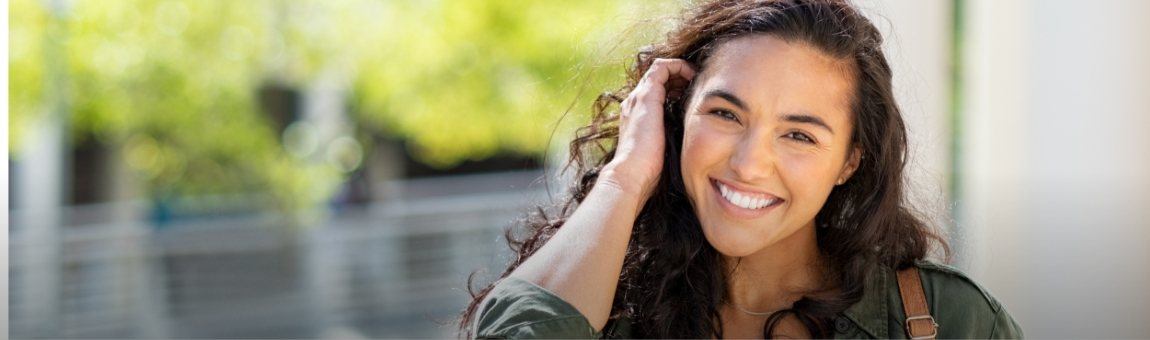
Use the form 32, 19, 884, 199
681, 35, 860, 257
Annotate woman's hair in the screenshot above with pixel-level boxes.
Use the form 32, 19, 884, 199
460, 0, 948, 337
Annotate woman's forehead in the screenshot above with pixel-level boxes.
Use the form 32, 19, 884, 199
694, 35, 856, 121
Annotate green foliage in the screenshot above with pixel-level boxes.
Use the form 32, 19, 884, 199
8, 0, 680, 209
9, 0, 48, 152
347, 1, 679, 167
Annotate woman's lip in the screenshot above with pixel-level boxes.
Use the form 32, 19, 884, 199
710, 179, 784, 219
711, 178, 781, 199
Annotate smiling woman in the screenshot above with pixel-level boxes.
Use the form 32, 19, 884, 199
682, 35, 860, 260
460, 0, 1023, 338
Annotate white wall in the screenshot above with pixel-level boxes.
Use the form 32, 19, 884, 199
866, 0, 1150, 337
859, 0, 956, 252
961, 0, 1150, 337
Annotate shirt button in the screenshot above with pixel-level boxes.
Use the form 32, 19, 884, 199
834, 316, 853, 334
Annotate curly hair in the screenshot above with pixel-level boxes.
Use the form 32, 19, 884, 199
460, 0, 948, 337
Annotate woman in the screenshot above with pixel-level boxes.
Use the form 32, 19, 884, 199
461, 0, 1023, 338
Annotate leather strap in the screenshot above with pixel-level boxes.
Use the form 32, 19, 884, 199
896, 267, 938, 339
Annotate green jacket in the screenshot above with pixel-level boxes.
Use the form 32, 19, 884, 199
473, 260, 1023, 338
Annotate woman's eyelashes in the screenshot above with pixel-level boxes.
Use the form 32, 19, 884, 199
708, 109, 740, 123
705, 108, 818, 145
784, 131, 816, 144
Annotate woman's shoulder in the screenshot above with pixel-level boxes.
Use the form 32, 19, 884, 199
471, 276, 611, 339
907, 260, 1024, 338
472, 276, 600, 338
913, 260, 1003, 312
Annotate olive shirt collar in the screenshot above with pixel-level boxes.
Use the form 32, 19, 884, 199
840, 264, 892, 339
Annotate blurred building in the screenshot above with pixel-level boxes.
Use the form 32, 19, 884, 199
9, 46, 547, 339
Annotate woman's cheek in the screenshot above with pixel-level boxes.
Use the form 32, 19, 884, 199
681, 124, 733, 201
683, 122, 726, 162
777, 152, 837, 209
696, 130, 740, 168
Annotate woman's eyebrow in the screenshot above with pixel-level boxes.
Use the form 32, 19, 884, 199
782, 113, 834, 134
701, 89, 749, 111
702, 88, 835, 134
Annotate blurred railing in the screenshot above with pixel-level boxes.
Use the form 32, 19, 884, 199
9, 170, 556, 338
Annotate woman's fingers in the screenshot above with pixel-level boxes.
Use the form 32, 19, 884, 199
604, 58, 697, 200
636, 58, 697, 105
644, 58, 697, 86
625, 58, 697, 113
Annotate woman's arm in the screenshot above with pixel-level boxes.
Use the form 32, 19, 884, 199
505, 58, 696, 332
507, 174, 643, 332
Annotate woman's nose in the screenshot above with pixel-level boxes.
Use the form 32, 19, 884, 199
728, 132, 777, 182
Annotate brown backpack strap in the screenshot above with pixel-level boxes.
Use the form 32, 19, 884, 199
897, 267, 939, 339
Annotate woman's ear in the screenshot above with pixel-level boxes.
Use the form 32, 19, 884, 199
836, 147, 862, 185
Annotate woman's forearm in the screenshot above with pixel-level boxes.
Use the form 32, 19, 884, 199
500, 59, 695, 333
507, 171, 644, 332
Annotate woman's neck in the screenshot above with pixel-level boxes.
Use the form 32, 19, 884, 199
723, 221, 827, 314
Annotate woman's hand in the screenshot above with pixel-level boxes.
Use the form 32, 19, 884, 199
499, 61, 695, 332
601, 58, 696, 201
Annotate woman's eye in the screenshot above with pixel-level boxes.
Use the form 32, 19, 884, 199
785, 131, 815, 144
709, 109, 739, 123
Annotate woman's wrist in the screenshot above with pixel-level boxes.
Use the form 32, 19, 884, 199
597, 164, 654, 211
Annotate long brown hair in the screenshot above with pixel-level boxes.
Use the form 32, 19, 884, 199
460, 0, 948, 337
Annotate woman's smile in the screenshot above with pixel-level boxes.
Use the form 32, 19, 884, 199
711, 178, 785, 219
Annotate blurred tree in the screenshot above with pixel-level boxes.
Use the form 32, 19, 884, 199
345, 1, 679, 167
8, 0, 680, 210
9, 0, 48, 153
11, 0, 342, 211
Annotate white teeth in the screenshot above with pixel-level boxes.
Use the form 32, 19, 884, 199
717, 182, 778, 210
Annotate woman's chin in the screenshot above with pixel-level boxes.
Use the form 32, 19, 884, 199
700, 222, 773, 258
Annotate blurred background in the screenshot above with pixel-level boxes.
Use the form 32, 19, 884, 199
5, 0, 1149, 338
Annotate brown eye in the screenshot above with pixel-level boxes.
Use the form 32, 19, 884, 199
785, 131, 815, 144
710, 109, 739, 123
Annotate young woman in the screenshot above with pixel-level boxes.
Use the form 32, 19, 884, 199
461, 0, 1023, 338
